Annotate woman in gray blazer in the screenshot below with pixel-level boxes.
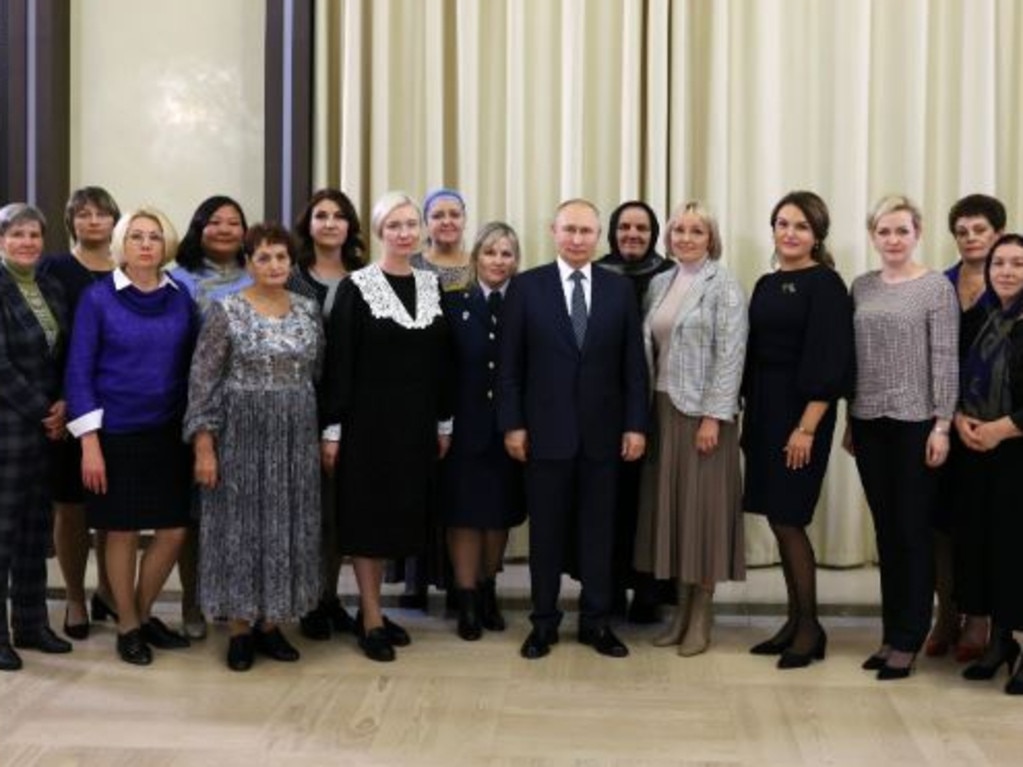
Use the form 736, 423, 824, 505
634, 201, 747, 656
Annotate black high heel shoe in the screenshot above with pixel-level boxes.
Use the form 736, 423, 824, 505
91, 593, 118, 623
877, 653, 916, 681
963, 638, 1021, 681
777, 628, 827, 669
64, 607, 90, 640
750, 620, 796, 656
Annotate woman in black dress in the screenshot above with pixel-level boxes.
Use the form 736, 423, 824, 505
288, 188, 366, 640
38, 186, 120, 639
0, 203, 71, 671
321, 191, 451, 662
953, 233, 1023, 693
442, 222, 525, 640
742, 191, 854, 669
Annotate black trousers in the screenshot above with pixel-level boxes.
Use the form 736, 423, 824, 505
526, 456, 617, 632
951, 445, 995, 616
850, 417, 937, 653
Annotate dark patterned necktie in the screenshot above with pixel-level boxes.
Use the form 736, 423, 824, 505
569, 270, 587, 348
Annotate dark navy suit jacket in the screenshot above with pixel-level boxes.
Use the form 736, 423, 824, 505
496, 261, 648, 461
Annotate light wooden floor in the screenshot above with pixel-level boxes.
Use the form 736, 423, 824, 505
4, 568, 1022, 766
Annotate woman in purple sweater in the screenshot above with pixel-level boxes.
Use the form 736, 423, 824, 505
65, 207, 198, 666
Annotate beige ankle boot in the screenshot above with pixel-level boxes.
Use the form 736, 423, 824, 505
652, 585, 693, 647
678, 586, 713, 657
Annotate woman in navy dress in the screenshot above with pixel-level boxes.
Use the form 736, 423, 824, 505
441, 222, 526, 640
38, 186, 121, 639
742, 191, 854, 669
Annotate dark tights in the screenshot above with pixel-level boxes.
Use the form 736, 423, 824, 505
769, 521, 822, 654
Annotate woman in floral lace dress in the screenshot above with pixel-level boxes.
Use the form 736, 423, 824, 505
183, 223, 323, 672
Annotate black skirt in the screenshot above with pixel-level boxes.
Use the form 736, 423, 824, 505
50, 437, 85, 505
85, 424, 192, 531
441, 443, 525, 530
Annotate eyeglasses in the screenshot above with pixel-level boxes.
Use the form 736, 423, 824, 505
126, 231, 164, 244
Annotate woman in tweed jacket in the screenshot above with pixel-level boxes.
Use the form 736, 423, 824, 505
0, 204, 71, 671
634, 201, 748, 657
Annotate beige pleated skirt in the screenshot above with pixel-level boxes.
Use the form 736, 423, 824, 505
634, 393, 745, 584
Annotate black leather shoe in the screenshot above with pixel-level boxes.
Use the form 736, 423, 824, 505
358, 626, 396, 662
64, 608, 90, 641
91, 592, 118, 622
520, 627, 559, 659
861, 653, 888, 671
456, 589, 482, 641
323, 596, 355, 633
963, 638, 1021, 681
253, 627, 300, 662
749, 621, 796, 656
14, 626, 73, 654
382, 615, 411, 647
0, 642, 23, 671
299, 604, 332, 641
578, 626, 629, 658
877, 662, 914, 681
777, 630, 827, 670
227, 632, 255, 671
141, 617, 191, 649
117, 628, 153, 666
479, 579, 506, 632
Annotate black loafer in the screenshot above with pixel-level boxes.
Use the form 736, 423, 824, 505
141, 617, 191, 649
520, 627, 559, 660
227, 633, 255, 671
358, 626, 396, 662
323, 596, 356, 633
253, 627, 300, 662
299, 605, 331, 641
14, 626, 73, 654
117, 628, 153, 666
0, 642, 23, 671
577, 626, 629, 658
383, 615, 411, 646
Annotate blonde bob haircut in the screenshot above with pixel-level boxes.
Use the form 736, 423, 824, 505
867, 194, 923, 234
111, 207, 179, 267
370, 191, 420, 239
664, 200, 723, 260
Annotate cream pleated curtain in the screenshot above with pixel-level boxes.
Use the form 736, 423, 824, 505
312, 0, 1023, 566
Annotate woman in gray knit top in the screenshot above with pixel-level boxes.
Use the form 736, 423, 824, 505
846, 195, 959, 680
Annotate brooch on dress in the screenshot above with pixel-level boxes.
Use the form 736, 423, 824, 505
781, 282, 797, 294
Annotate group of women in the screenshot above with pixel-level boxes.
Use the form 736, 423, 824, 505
1, 185, 1020, 695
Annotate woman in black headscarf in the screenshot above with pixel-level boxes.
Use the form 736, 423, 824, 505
596, 200, 673, 622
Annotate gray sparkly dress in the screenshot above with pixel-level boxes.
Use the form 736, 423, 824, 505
183, 293, 323, 622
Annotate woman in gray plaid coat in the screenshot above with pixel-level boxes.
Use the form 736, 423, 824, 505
0, 204, 72, 671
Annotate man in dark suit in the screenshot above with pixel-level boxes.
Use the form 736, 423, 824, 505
497, 198, 648, 659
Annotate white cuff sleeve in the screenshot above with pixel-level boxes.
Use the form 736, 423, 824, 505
67, 409, 103, 438
437, 418, 454, 436
321, 423, 341, 442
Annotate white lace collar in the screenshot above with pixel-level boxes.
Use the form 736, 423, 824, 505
351, 263, 442, 329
